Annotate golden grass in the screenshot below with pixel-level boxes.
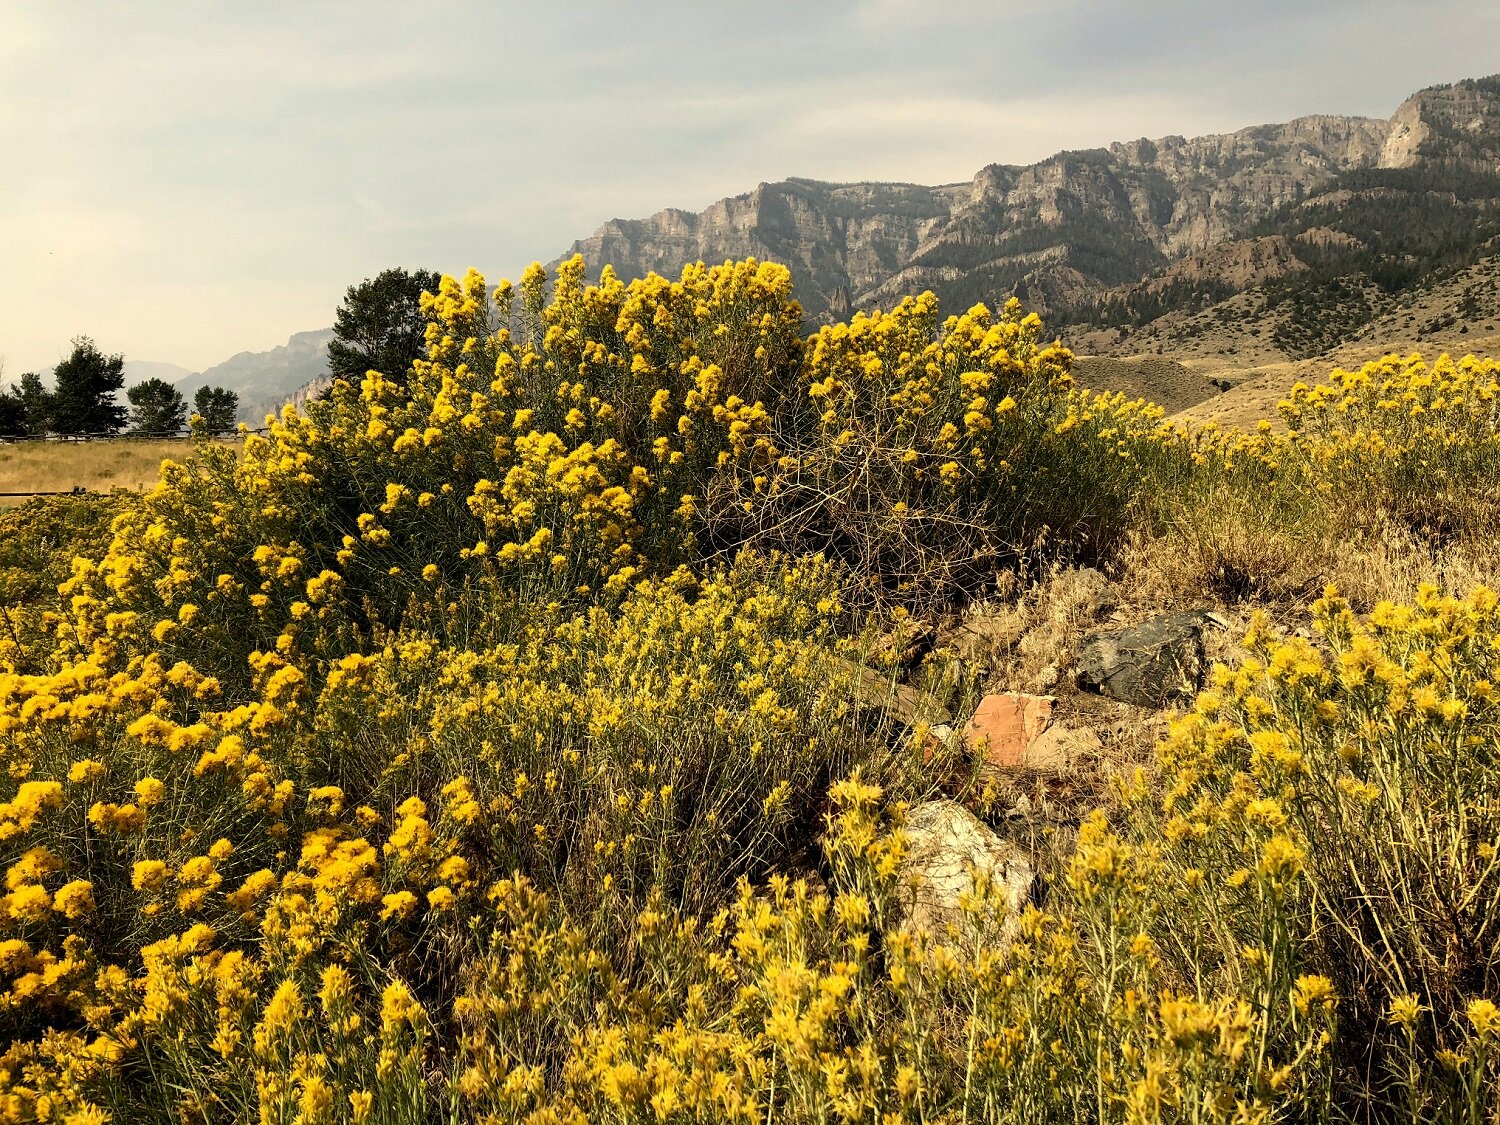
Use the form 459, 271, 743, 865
0, 438, 200, 502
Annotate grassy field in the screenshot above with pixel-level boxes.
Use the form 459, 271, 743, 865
0, 438, 201, 502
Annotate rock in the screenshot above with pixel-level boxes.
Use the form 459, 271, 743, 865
831, 656, 952, 728
1032, 662, 1060, 692
1022, 722, 1103, 771
938, 607, 1028, 668
961, 692, 1098, 771
963, 693, 1054, 767
1075, 610, 1222, 708
897, 800, 1036, 948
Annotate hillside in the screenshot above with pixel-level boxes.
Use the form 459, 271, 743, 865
174, 327, 334, 424
559, 111, 1394, 321
562, 80, 1495, 318
158, 76, 1500, 424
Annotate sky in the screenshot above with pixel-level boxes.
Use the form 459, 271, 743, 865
1, 1, 1497, 377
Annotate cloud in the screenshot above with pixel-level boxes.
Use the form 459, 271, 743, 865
1, 0, 1497, 372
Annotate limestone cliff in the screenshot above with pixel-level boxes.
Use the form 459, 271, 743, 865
556, 77, 1499, 322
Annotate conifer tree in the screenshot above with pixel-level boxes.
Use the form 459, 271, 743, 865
192, 385, 239, 434
50, 337, 126, 435
126, 378, 188, 434
327, 268, 441, 388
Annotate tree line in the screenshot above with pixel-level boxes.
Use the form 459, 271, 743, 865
3, 266, 443, 439
0, 338, 238, 438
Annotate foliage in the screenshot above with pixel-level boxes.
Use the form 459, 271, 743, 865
1057, 276, 1238, 331
0, 364, 55, 439
1131, 586, 1500, 1117
0, 388, 25, 439
0, 258, 1496, 1121
1276, 353, 1500, 536
14, 373, 52, 437
326, 267, 443, 389
0, 553, 936, 1122
50, 337, 127, 436
1135, 352, 1500, 608
125, 378, 187, 435
191, 385, 239, 435
0, 494, 127, 609
716, 293, 1175, 603
0, 494, 127, 677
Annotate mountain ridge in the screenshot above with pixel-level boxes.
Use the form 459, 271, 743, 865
557, 76, 1500, 346
174, 328, 333, 424
139, 74, 1500, 423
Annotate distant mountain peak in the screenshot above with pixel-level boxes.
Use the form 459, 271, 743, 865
554, 76, 1500, 327
176, 328, 334, 423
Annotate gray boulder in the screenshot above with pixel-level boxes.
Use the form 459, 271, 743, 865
1076, 610, 1223, 708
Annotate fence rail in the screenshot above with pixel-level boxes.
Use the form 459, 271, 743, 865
0, 429, 265, 443
0, 488, 94, 498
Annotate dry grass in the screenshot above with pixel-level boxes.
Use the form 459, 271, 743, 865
1121, 499, 1500, 617
0, 438, 202, 502
1119, 496, 1330, 610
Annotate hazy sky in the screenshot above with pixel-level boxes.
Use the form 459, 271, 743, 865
2, 1, 1496, 376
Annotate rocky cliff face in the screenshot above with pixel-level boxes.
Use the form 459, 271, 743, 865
556, 77, 1499, 320
176, 329, 334, 424
1382, 76, 1500, 168
571, 179, 967, 319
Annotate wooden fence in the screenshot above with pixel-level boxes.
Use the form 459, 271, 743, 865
0, 429, 264, 443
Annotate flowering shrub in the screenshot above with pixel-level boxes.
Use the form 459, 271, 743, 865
715, 294, 1174, 603
0, 494, 126, 675
0, 258, 1496, 1120
1277, 352, 1500, 535
1135, 584, 1500, 1114
1134, 352, 1500, 607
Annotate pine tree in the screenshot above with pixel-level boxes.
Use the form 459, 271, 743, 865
17, 372, 53, 435
0, 386, 25, 437
327, 268, 441, 388
50, 337, 127, 435
126, 378, 188, 434
192, 385, 239, 435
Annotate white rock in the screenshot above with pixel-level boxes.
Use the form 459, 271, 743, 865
897, 800, 1035, 950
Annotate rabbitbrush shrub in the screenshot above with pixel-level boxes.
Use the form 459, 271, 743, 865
0, 258, 1496, 1122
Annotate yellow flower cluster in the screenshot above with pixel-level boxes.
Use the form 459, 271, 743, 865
2, 254, 1496, 1119
1139, 582, 1500, 1106
1176, 352, 1500, 529
754, 294, 1170, 600
0, 536, 929, 1120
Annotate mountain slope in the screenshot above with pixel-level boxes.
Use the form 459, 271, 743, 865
176, 329, 333, 424
559, 111, 1400, 320
556, 76, 1500, 367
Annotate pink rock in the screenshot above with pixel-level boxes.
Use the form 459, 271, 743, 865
963, 693, 1055, 767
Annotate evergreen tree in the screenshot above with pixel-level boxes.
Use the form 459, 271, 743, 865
327, 268, 441, 388
17, 373, 52, 435
0, 386, 25, 437
50, 337, 126, 435
192, 385, 239, 435
126, 378, 188, 434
